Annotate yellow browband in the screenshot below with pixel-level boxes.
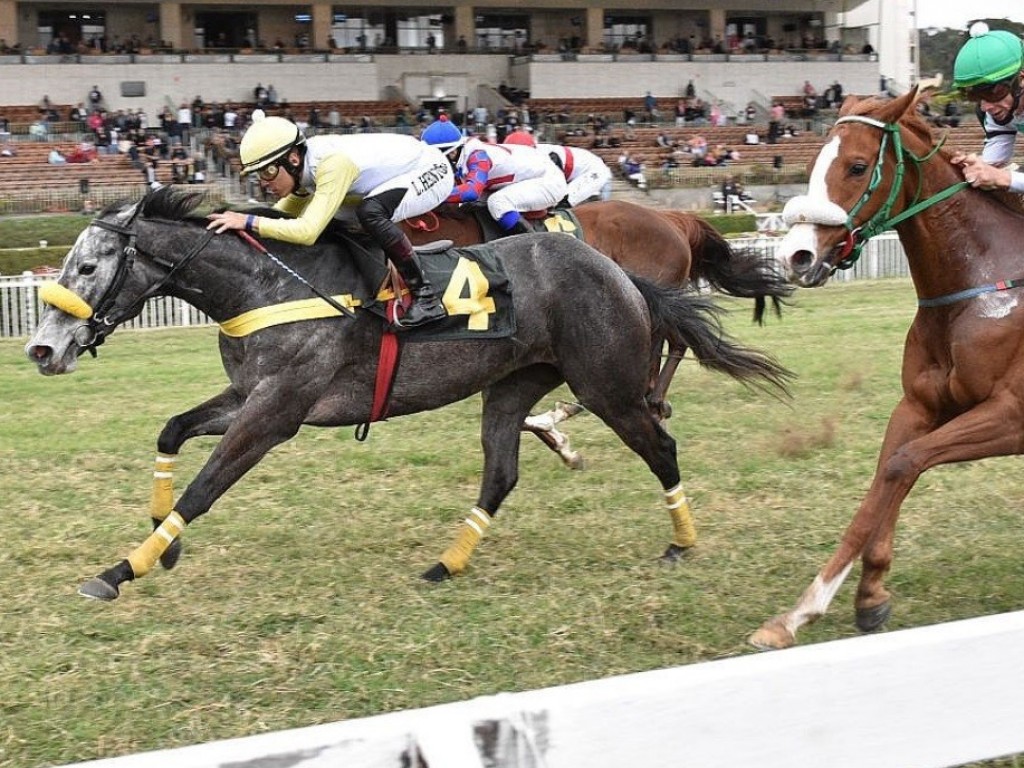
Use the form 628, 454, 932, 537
38, 282, 93, 319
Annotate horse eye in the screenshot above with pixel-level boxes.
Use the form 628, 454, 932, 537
850, 163, 868, 176
79, 262, 97, 276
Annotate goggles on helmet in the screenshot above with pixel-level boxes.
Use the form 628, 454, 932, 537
256, 163, 283, 182
962, 78, 1016, 103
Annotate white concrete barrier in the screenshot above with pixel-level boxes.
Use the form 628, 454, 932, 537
60, 610, 1024, 768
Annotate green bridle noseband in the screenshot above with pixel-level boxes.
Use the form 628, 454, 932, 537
827, 115, 969, 270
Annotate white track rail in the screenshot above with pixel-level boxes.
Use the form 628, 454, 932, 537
60, 610, 1024, 768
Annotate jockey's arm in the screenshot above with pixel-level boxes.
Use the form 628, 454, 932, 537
447, 150, 492, 204
257, 154, 360, 245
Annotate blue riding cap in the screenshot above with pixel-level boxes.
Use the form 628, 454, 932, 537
421, 116, 466, 153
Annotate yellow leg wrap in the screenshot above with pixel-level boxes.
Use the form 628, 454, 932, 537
149, 453, 177, 521
665, 484, 697, 548
438, 507, 491, 575
127, 511, 187, 578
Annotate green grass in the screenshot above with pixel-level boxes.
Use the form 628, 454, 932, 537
3, 279, 1024, 766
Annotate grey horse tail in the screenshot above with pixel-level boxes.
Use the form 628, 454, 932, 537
630, 275, 794, 398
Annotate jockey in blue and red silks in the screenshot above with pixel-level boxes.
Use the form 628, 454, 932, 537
420, 117, 567, 235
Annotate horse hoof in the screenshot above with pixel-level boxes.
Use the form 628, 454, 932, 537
659, 543, 692, 564
564, 452, 586, 471
856, 601, 891, 633
78, 576, 120, 601
421, 562, 452, 583
749, 619, 796, 650
160, 538, 183, 570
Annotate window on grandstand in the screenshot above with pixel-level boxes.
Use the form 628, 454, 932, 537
396, 14, 445, 49
475, 14, 528, 52
331, 13, 384, 51
37, 10, 105, 51
603, 14, 651, 52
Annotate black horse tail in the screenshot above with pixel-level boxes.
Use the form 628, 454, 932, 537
666, 212, 794, 326
630, 275, 794, 398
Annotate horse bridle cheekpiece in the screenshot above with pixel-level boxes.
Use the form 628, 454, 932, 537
37, 202, 214, 356
786, 115, 966, 272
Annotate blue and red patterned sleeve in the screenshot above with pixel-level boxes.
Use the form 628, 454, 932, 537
446, 149, 493, 203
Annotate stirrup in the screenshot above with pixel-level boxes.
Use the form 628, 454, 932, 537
394, 297, 446, 329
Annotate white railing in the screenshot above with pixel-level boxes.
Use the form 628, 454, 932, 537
732, 231, 910, 281
0, 233, 909, 339
55, 610, 1024, 767
0, 273, 214, 338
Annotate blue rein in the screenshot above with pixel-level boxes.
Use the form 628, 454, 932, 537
916, 279, 1024, 308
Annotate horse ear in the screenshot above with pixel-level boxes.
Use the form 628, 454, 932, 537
837, 95, 861, 116
879, 88, 918, 124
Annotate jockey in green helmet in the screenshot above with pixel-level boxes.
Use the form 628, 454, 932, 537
950, 22, 1024, 193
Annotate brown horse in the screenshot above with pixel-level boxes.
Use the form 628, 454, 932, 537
403, 200, 791, 467
751, 88, 1024, 649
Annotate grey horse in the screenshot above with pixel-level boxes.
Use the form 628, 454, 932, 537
25, 188, 791, 601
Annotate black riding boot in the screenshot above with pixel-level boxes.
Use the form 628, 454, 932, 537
387, 237, 446, 328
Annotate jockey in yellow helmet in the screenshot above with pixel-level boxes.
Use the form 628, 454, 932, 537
207, 111, 453, 328
950, 22, 1024, 194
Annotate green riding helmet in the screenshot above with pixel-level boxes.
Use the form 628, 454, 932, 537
239, 110, 306, 176
953, 22, 1024, 90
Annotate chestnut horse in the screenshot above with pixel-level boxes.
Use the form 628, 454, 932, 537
751, 88, 1024, 648
403, 200, 791, 467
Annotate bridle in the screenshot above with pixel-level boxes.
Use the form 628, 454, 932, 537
43, 205, 215, 356
818, 115, 969, 272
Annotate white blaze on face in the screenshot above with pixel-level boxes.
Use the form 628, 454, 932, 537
777, 134, 851, 272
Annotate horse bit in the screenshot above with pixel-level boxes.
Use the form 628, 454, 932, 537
39, 206, 215, 356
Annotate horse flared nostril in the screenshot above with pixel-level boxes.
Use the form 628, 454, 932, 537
27, 344, 52, 363
790, 250, 814, 274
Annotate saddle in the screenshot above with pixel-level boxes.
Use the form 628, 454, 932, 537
458, 202, 586, 242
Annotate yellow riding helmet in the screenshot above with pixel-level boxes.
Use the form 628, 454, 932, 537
239, 110, 305, 176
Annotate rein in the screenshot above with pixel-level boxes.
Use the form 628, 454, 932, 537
824, 115, 969, 271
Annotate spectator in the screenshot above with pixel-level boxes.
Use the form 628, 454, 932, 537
768, 101, 784, 144
267, 84, 278, 106
618, 152, 646, 189
88, 84, 103, 109
643, 91, 659, 122
176, 101, 192, 145
66, 142, 98, 163
47, 147, 67, 165
28, 119, 48, 141
685, 79, 696, 99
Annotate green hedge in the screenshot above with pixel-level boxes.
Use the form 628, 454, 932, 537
701, 213, 757, 235
0, 247, 70, 275
0, 210, 758, 276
